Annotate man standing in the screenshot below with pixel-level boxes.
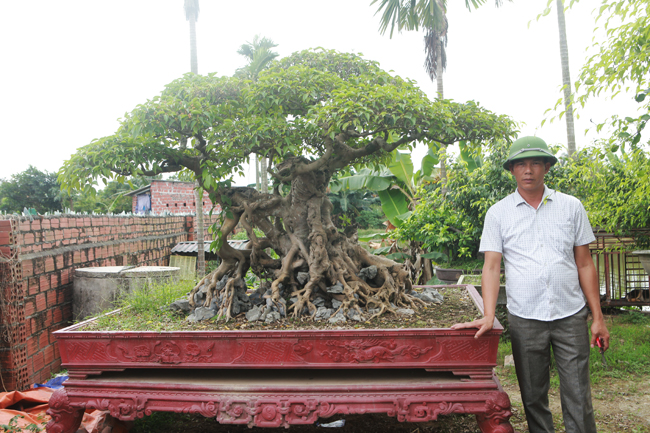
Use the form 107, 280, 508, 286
452, 136, 609, 433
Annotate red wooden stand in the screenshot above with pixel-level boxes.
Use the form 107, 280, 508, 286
47, 285, 514, 432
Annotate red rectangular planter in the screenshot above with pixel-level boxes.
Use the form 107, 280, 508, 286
46, 285, 514, 433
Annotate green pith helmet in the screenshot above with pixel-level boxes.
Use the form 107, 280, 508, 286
503, 136, 558, 170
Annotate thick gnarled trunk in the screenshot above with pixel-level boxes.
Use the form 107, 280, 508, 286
188, 165, 418, 322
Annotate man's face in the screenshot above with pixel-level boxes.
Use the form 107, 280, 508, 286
509, 157, 551, 194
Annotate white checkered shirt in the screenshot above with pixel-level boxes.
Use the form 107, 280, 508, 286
479, 186, 596, 321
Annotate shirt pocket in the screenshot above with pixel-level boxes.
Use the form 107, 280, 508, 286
549, 220, 574, 256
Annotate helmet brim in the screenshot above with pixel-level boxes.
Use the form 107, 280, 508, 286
503, 149, 558, 170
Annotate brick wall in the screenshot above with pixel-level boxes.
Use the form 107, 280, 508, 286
130, 180, 222, 215
0, 214, 215, 390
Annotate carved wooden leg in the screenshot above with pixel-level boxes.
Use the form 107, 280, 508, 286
475, 392, 514, 433
46, 388, 84, 433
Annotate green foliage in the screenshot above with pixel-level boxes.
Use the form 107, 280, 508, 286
235, 35, 279, 81
396, 141, 515, 263
0, 166, 63, 213
573, 0, 650, 147
396, 191, 476, 264
332, 148, 442, 227
548, 143, 650, 246
327, 172, 385, 229
356, 208, 386, 229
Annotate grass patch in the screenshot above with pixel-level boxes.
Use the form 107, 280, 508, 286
589, 311, 650, 383
89, 279, 195, 332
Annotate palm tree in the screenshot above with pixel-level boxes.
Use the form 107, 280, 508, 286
236, 36, 280, 193
372, 0, 504, 195
184, 0, 205, 278
184, 0, 199, 74
556, 0, 576, 155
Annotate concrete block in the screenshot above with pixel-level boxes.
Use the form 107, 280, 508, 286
73, 266, 180, 321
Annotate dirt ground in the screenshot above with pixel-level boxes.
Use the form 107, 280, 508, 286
126, 369, 650, 433
497, 368, 650, 433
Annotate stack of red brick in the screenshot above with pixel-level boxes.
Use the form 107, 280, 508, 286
0, 214, 215, 391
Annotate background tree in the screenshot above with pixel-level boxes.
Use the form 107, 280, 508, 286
0, 166, 63, 214
235, 35, 280, 194
372, 0, 505, 194
556, 0, 577, 155
534, 0, 578, 155
184, 0, 205, 277
60, 49, 515, 322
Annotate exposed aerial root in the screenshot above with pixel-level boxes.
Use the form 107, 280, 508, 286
184, 173, 429, 324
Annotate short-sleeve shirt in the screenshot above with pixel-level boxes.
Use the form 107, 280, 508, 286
479, 186, 596, 321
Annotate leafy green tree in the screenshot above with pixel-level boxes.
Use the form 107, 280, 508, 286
60, 49, 515, 321
573, 0, 650, 147
0, 166, 62, 214
555, 144, 650, 247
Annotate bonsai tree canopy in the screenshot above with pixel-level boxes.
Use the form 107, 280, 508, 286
60, 49, 515, 321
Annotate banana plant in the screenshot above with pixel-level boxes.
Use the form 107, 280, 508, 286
330, 147, 440, 228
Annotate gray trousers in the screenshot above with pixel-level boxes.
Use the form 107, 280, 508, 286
508, 306, 597, 433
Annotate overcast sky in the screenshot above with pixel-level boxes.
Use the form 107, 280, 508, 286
0, 0, 637, 186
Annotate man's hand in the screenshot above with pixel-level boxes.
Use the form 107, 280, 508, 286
574, 244, 610, 351
590, 316, 610, 351
452, 251, 502, 339
451, 316, 494, 338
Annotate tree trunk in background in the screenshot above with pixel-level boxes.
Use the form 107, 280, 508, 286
436, 38, 444, 100
186, 0, 204, 277
188, 15, 198, 76
194, 181, 205, 278
556, 0, 576, 155
436, 40, 448, 196
261, 157, 268, 193
255, 155, 261, 191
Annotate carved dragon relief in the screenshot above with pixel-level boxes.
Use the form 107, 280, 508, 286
319, 339, 438, 363
46, 388, 84, 433
106, 340, 215, 364
476, 392, 514, 433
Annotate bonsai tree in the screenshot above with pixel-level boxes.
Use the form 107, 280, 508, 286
60, 49, 515, 321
